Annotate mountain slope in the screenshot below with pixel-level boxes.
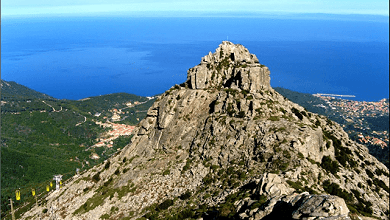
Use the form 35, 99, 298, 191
1, 80, 54, 100
274, 87, 389, 167
21, 41, 389, 220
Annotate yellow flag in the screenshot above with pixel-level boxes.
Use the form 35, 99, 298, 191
32, 188, 36, 196
50, 182, 53, 187
46, 185, 50, 192
15, 190, 21, 201
60, 181, 63, 188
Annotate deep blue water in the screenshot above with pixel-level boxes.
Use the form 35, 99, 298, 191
1, 16, 389, 101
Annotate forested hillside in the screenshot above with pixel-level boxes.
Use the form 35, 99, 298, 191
1, 80, 156, 218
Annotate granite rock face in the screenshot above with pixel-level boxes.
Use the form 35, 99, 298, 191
187, 41, 271, 92
238, 192, 350, 220
21, 42, 389, 220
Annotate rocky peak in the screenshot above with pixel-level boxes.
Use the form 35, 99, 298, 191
21, 42, 389, 220
186, 41, 271, 92
202, 41, 259, 64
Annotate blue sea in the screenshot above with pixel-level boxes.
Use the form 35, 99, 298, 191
1, 15, 389, 101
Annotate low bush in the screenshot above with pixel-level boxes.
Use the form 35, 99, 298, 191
321, 156, 339, 175
291, 107, 303, 120
157, 199, 173, 211
104, 161, 111, 169
268, 116, 279, 121
92, 172, 101, 183
322, 180, 352, 202
179, 191, 192, 200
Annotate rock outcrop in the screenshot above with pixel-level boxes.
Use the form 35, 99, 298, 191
187, 41, 271, 91
238, 192, 349, 220
21, 42, 389, 220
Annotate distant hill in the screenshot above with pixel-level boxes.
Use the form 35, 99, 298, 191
1, 80, 54, 100
72, 92, 150, 113
1, 80, 155, 122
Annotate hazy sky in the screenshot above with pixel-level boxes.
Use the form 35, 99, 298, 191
2, 0, 389, 17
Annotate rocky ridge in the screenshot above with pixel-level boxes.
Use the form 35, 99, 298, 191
22, 41, 389, 220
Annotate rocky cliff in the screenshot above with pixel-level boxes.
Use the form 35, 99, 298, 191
22, 42, 389, 220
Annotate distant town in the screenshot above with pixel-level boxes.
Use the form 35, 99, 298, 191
313, 94, 389, 148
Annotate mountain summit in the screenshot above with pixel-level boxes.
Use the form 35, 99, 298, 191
22, 42, 389, 220
187, 41, 270, 91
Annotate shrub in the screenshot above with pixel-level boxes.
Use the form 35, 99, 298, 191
292, 107, 303, 120
103, 177, 113, 187
104, 161, 111, 169
268, 116, 279, 121
203, 173, 214, 185
321, 156, 339, 175
181, 159, 192, 174
157, 199, 173, 211
179, 191, 192, 200
279, 107, 287, 114
322, 180, 352, 202
227, 103, 236, 116
162, 169, 170, 176
241, 90, 249, 95
211, 165, 219, 171
237, 111, 246, 118
286, 180, 304, 192
100, 213, 110, 219
373, 178, 389, 192
365, 169, 374, 178
250, 195, 267, 209
92, 172, 101, 183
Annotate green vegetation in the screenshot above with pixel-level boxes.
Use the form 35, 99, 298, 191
268, 116, 280, 121
237, 111, 246, 118
1, 79, 54, 100
181, 158, 193, 174
216, 57, 231, 73
322, 180, 352, 202
323, 131, 356, 168
92, 172, 101, 183
291, 107, 303, 120
74, 181, 136, 215
321, 156, 339, 175
1, 80, 156, 218
179, 191, 192, 200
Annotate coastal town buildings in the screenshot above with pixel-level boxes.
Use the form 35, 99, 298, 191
313, 95, 389, 149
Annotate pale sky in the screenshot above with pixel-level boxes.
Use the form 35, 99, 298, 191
1, 0, 389, 17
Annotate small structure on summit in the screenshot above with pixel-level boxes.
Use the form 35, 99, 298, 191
186, 41, 271, 92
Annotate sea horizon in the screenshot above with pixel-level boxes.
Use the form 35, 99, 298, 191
1, 14, 389, 101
